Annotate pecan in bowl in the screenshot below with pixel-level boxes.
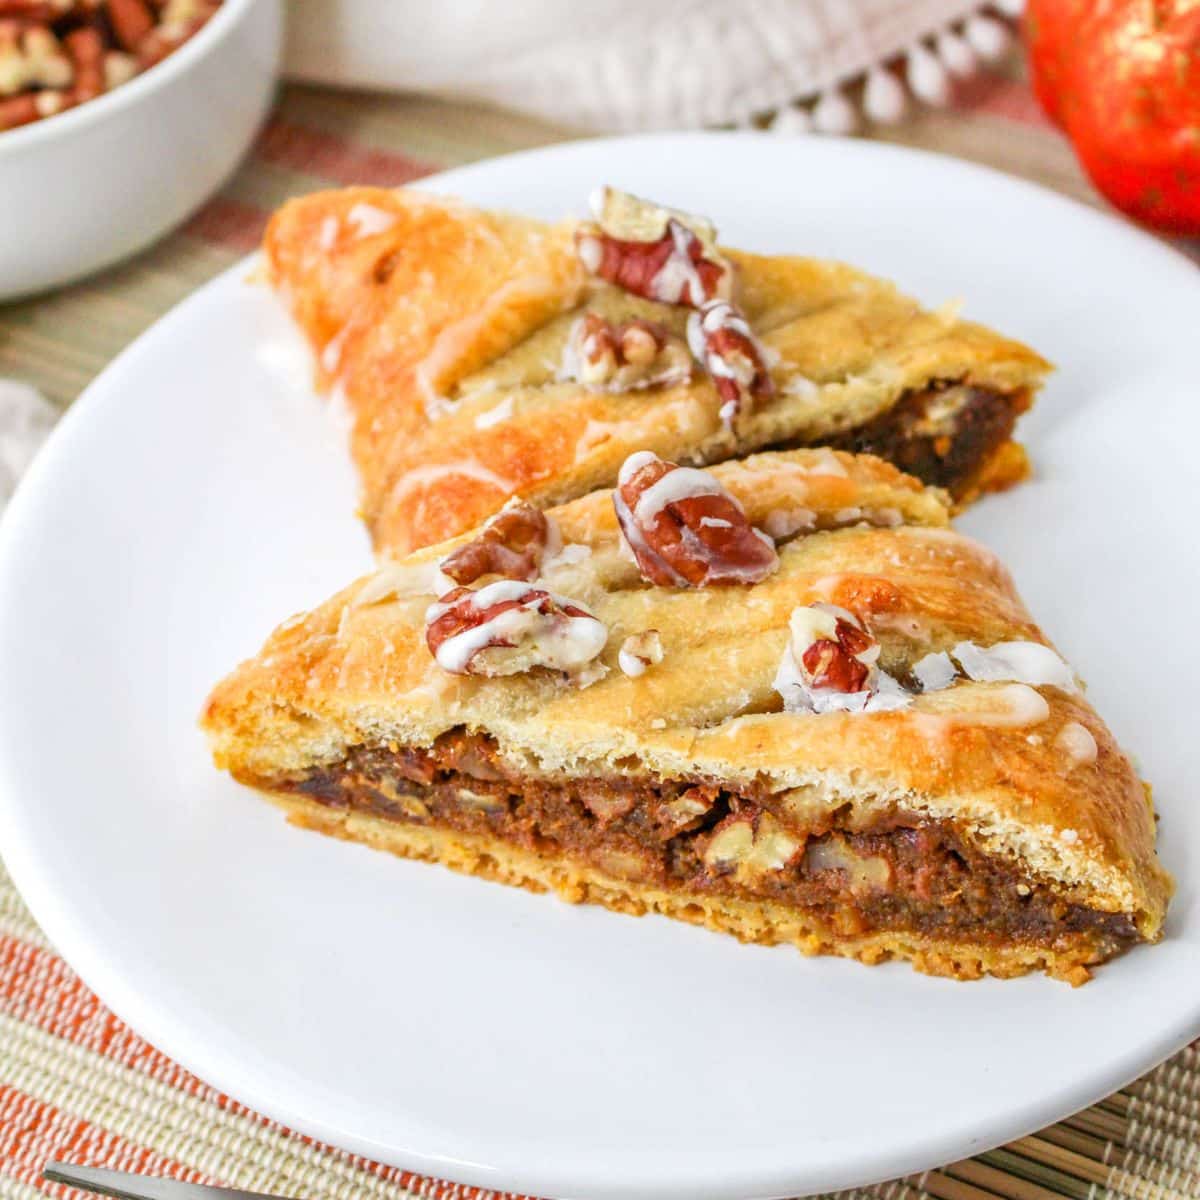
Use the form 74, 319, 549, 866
0, 0, 224, 132
0, 0, 278, 299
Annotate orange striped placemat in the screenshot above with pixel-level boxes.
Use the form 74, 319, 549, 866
0, 63, 1197, 1200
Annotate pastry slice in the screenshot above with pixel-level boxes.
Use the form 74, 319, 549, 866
264, 186, 1050, 556
202, 449, 1170, 983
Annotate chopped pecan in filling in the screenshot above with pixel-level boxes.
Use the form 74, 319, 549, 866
821, 383, 1030, 497
254, 732, 1136, 957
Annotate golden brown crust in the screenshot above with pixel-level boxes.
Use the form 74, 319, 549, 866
263, 187, 1051, 555
203, 449, 1173, 964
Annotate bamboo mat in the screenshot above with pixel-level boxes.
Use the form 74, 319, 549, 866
1, 61, 1198, 1200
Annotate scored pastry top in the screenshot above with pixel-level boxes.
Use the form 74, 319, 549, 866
263, 185, 1051, 555
203, 448, 1170, 938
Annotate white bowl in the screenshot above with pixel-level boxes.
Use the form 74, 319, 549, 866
0, 0, 282, 301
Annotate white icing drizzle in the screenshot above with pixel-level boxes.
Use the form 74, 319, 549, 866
1056, 721, 1098, 770
952, 640, 1077, 692
576, 235, 602, 273
474, 395, 516, 429
587, 186, 608, 222
618, 449, 659, 486
353, 560, 454, 609
256, 331, 316, 395
948, 683, 1051, 728
651, 220, 708, 305
540, 541, 591, 573
782, 374, 818, 397
806, 447, 849, 477
327, 380, 355, 439
416, 274, 571, 418
699, 516, 732, 529
540, 509, 564, 562
426, 580, 607, 676
762, 506, 816, 539
389, 461, 514, 507
318, 216, 339, 250
912, 651, 956, 693
788, 603, 843, 653
686, 298, 771, 426
347, 203, 397, 239
574, 659, 610, 689
633, 466, 726, 526
320, 324, 349, 374
559, 318, 599, 386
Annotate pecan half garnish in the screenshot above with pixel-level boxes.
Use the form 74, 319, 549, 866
791, 604, 879, 692
687, 299, 775, 429
613, 451, 778, 588
440, 499, 558, 587
559, 312, 692, 393
575, 187, 732, 308
802, 630, 872, 692
425, 580, 607, 677
774, 603, 911, 715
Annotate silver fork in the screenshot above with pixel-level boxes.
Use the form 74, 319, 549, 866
44, 1163, 295, 1200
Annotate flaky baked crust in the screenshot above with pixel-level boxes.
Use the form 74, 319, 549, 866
203, 449, 1172, 978
263, 187, 1051, 555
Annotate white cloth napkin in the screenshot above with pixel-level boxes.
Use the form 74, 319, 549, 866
284, 0, 1018, 132
0, 380, 56, 509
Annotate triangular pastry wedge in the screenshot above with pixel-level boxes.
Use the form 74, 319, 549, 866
263, 186, 1051, 556
203, 449, 1171, 983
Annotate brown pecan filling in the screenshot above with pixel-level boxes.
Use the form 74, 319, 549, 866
821, 383, 1029, 498
253, 733, 1137, 961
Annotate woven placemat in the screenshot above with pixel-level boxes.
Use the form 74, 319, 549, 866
0, 64, 1197, 1200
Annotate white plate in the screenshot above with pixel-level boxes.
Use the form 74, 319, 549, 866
0, 135, 1198, 1200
